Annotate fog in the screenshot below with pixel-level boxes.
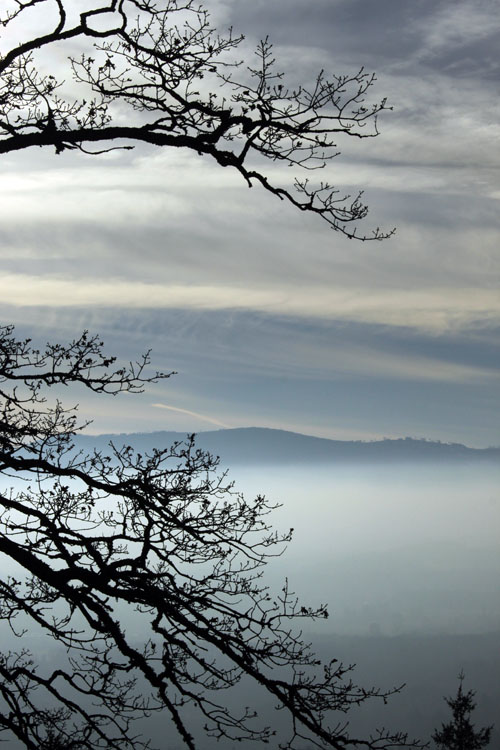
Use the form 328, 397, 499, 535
4, 459, 497, 636
228, 461, 500, 636
1, 458, 498, 747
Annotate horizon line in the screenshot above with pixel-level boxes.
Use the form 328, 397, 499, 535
78, 426, 500, 451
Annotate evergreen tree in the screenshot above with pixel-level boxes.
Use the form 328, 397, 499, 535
432, 672, 493, 750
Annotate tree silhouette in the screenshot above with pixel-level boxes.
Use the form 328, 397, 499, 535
0, 325, 423, 749
0, 2, 415, 748
432, 672, 493, 750
0, 0, 392, 240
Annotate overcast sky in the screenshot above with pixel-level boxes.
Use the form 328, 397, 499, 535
1, 0, 499, 446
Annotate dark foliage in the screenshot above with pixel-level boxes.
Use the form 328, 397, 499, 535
432, 673, 493, 750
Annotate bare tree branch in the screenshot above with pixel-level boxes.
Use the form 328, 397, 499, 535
0, 0, 393, 239
0, 325, 423, 749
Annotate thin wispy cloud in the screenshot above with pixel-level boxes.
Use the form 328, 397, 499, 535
3, 273, 499, 336
413, 0, 500, 63
151, 403, 230, 429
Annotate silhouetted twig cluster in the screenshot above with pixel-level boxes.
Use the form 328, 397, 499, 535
0, 0, 393, 239
0, 326, 423, 748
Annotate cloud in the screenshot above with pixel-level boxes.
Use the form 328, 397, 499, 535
1, 0, 498, 447
412, 0, 500, 64
2, 272, 499, 336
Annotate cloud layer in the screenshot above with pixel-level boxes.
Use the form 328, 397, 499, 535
0, 0, 498, 445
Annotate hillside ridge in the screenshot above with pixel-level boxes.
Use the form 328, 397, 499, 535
76, 427, 500, 464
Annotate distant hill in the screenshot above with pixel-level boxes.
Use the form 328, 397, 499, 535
75, 427, 500, 465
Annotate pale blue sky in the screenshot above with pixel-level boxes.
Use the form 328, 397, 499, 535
1, 0, 499, 446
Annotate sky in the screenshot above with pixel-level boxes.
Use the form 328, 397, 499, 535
1, 0, 499, 446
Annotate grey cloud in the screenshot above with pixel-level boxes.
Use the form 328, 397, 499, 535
3, 304, 498, 446
226, 0, 426, 65
2, 0, 499, 448
226, 0, 500, 79
422, 33, 500, 79
0, 175, 498, 310
4, 304, 498, 383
